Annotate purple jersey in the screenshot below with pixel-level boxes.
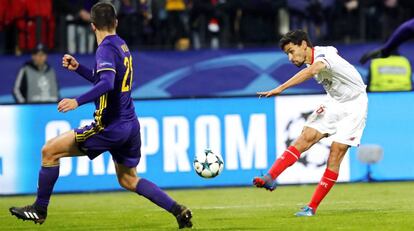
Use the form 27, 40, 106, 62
93, 34, 136, 126
74, 35, 141, 168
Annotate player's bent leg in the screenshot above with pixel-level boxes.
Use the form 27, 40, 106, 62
114, 162, 139, 192
41, 130, 84, 166
326, 142, 349, 173
292, 126, 327, 153
300, 142, 349, 216
254, 127, 327, 191
10, 130, 85, 225
114, 163, 193, 229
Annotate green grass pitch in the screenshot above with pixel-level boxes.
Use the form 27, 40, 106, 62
1, 182, 413, 230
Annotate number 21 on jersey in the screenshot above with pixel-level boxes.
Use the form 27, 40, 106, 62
122, 55, 133, 92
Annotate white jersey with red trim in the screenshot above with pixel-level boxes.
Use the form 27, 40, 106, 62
308, 46, 366, 102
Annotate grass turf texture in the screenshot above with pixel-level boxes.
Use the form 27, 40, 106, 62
1, 182, 413, 230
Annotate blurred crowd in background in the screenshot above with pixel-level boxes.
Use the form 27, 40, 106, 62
0, 0, 414, 55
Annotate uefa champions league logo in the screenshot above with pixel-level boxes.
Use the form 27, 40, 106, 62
284, 110, 329, 169
131, 52, 321, 98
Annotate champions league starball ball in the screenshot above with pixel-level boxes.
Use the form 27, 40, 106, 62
193, 149, 224, 178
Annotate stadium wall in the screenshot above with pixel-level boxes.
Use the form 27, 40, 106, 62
1, 43, 414, 103
1, 92, 414, 194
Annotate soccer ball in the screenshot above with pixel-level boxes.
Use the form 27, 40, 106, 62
193, 149, 224, 178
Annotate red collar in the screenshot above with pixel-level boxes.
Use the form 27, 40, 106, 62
310, 48, 315, 65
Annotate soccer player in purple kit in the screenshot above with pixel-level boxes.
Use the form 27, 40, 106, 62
9, 2, 193, 229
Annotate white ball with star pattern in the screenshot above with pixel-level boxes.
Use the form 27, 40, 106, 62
193, 149, 224, 178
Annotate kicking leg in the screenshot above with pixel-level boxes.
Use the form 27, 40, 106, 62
296, 142, 349, 216
114, 163, 192, 229
253, 127, 327, 191
9, 130, 84, 224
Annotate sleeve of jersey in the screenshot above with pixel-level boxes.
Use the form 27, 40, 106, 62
75, 71, 115, 106
96, 45, 117, 74
314, 53, 332, 70
75, 64, 96, 83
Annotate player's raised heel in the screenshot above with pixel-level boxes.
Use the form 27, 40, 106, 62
9, 205, 47, 224
295, 205, 315, 217
173, 204, 193, 229
253, 173, 277, 191
359, 48, 384, 64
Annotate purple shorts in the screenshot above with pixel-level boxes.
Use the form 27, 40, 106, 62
74, 119, 141, 168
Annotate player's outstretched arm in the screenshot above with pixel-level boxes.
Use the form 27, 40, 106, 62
77, 71, 115, 105
257, 61, 326, 97
57, 71, 115, 113
62, 54, 96, 83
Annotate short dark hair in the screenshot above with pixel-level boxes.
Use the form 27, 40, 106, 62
91, 2, 117, 31
279, 30, 313, 50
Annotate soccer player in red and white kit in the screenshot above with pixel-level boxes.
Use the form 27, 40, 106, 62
254, 30, 368, 216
